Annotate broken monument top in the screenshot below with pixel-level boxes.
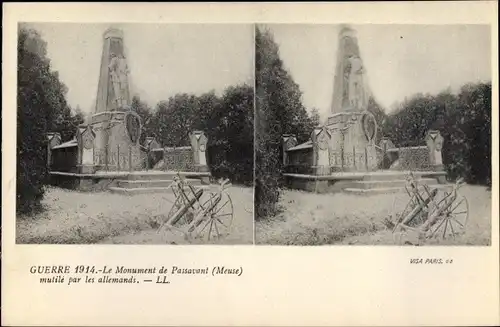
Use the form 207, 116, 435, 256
330, 25, 369, 115
95, 27, 131, 114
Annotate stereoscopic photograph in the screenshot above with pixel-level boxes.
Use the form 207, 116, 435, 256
255, 24, 492, 246
4, 2, 499, 326
16, 23, 255, 245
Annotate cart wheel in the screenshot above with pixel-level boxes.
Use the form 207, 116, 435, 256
428, 194, 469, 240
194, 192, 234, 241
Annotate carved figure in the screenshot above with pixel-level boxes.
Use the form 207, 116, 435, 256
347, 55, 365, 110
109, 53, 129, 108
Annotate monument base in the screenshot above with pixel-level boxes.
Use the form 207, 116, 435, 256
326, 111, 379, 172
90, 110, 144, 171
329, 145, 379, 172
194, 164, 210, 173
49, 170, 212, 193
312, 165, 331, 176
78, 164, 97, 174
283, 170, 449, 194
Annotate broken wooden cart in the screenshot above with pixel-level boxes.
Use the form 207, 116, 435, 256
157, 173, 234, 242
390, 172, 469, 243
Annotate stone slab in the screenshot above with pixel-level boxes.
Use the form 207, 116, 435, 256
117, 179, 202, 189
108, 185, 210, 195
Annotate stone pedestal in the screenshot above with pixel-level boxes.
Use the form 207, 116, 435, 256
327, 111, 378, 172
282, 134, 298, 166
46, 132, 62, 169
190, 131, 209, 173
76, 125, 96, 174
89, 110, 142, 172
311, 127, 331, 175
425, 130, 444, 172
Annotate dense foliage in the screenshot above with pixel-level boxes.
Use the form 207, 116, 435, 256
17, 26, 82, 214
382, 82, 492, 185
255, 27, 317, 219
131, 84, 254, 185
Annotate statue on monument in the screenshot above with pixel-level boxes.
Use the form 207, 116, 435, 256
344, 55, 366, 111
109, 53, 130, 108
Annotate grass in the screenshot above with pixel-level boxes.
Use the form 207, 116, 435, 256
255, 185, 492, 246
16, 185, 254, 245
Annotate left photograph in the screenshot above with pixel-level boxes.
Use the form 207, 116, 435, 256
16, 23, 255, 245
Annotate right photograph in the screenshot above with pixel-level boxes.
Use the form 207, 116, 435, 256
254, 24, 492, 246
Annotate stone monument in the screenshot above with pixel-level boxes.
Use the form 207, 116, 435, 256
88, 27, 142, 172
46, 132, 62, 169
425, 130, 444, 170
311, 127, 331, 175
190, 131, 209, 172
326, 25, 378, 172
282, 134, 298, 167
281, 25, 448, 194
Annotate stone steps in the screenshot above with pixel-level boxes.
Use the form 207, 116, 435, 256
126, 171, 210, 181
116, 178, 201, 189
340, 170, 447, 195
360, 171, 441, 181
107, 170, 210, 194
344, 184, 452, 196
348, 178, 438, 190
109, 185, 210, 195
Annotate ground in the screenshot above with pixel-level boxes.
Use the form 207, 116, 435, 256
16, 185, 254, 245
255, 185, 491, 246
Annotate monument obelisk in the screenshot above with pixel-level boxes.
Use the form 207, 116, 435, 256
326, 25, 378, 172
89, 27, 142, 172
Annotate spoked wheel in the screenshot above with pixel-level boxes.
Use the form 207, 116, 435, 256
427, 194, 469, 240
192, 191, 234, 241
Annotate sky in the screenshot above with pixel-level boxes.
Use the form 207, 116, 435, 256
27, 23, 254, 114
264, 24, 492, 118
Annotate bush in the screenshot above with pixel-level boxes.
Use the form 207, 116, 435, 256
206, 85, 254, 186
147, 85, 255, 186
382, 82, 492, 186
17, 26, 76, 214
254, 27, 315, 220
17, 27, 51, 214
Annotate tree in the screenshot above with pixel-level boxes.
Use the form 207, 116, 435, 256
72, 106, 86, 127
153, 94, 198, 147
17, 26, 71, 214
444, 82, 491, 185
310, 108, 321, 127
381, 82, 491, 186
206, 85, 254, 185
255, 26, 312, 219
131, 95, 153, 144
366, 96, 387, 144
146, 85, 254, 185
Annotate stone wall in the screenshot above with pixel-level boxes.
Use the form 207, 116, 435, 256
286, 148, 314, 174
51, 147, 79, 173
389, 146, 431, 171
159, 147, 195, 172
